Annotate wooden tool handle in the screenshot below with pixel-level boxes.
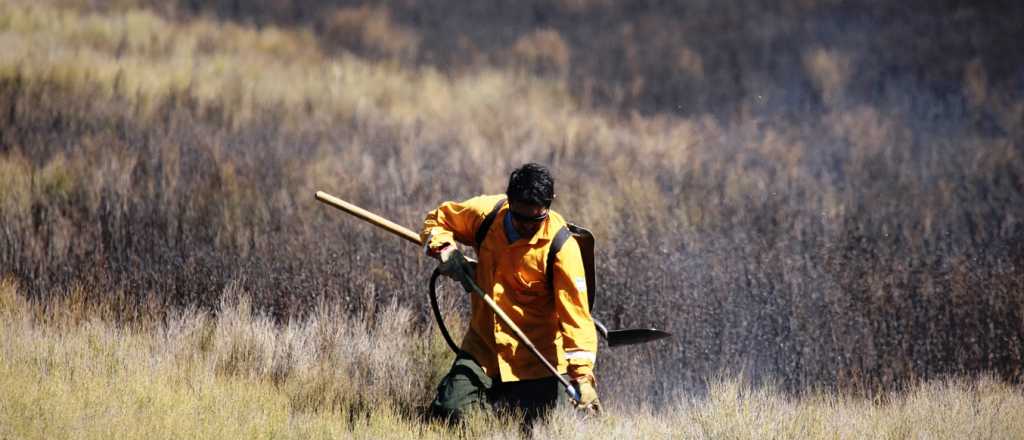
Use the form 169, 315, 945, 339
315, 191, 423, 245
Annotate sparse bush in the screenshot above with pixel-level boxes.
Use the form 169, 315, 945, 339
321, 5, 420, 61
510, 29, 571, 78
0, 151, 32, 219
674, 46, 704, 80
804, 48, 851, 106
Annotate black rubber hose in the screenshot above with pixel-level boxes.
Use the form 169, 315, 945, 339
429, 268, 461, 354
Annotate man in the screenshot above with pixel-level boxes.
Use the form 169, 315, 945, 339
421, 163, 600, 424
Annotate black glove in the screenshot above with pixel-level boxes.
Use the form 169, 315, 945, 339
438, 248, 476, 291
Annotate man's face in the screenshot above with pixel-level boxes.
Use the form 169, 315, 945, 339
509, 201, 548, 239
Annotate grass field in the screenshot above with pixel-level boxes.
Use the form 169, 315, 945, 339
2, 278, 1023, 438
1, 0, 1023, 437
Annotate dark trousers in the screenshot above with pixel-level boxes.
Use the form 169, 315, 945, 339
429, 353, 560, 427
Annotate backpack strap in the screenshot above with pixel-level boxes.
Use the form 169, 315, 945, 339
547, 224, 596, 311
475, 197, 507, 248
546, 225, 572, 295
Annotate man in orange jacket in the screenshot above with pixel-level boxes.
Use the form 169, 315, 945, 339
422, 163, 599, 424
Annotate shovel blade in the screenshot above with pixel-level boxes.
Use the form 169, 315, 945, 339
606, 328, 672, 347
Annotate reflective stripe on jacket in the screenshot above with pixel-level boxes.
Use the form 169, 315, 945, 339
422, 194, 598, 382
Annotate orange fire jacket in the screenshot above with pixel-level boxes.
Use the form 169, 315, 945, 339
422, 194, 598, 383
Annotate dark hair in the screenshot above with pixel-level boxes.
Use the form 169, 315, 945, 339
506, 163, 555, 207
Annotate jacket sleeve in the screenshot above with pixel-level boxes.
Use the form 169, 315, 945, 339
420, 195, 494, 253
552, 237, 598, 381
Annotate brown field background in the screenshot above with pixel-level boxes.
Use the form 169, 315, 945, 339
2, 0, 1023, 412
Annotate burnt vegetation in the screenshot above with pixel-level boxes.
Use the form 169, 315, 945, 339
1, 0, 1022, 407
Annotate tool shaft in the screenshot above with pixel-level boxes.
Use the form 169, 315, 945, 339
315, 191, 422, 245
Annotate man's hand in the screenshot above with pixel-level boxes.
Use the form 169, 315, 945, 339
438, 247, 470, 277
426, 241, 456, 261
429, 244, 476, 291
572, 375, 601, 414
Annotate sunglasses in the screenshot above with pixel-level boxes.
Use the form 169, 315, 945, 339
510, 209, 548, 223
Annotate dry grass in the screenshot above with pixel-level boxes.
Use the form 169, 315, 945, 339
2, 279, 1023, 439
0, 276, 458, 438
1, 0, 559, 137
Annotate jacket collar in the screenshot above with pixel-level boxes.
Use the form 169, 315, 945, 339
499, 204, 559, 247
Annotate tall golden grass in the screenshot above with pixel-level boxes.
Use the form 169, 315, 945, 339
2, 278, 1023, 438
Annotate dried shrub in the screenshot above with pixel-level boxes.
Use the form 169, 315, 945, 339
674, 46, 704, 79
510, 29, 571, 78
804, 48, 851, 107
321, 6, 420, 61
